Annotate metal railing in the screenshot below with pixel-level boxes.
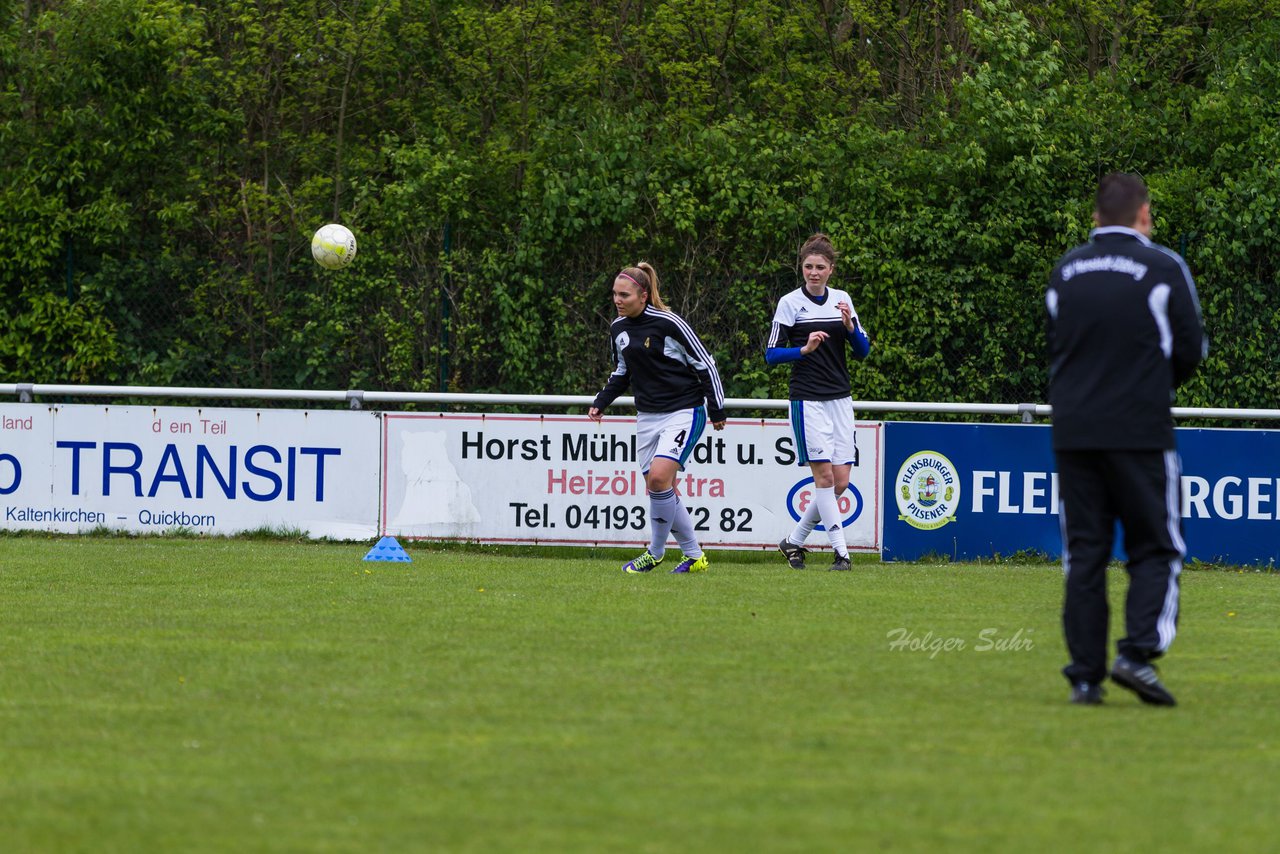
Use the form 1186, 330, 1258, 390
5, 383, 1280, 423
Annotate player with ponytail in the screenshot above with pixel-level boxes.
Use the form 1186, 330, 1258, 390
589, 262, 726, 574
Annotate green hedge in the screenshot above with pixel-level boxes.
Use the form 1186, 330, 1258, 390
2, 1, 1276, 410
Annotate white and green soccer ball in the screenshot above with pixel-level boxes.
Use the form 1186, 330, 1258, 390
311, 223, 357, 270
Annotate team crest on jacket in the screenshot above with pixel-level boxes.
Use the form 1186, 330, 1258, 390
894, 451, 960, 530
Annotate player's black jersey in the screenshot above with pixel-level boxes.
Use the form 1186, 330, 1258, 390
768, 287, 865, 401
1047, 226, 1207, 450
593, 306, 726, 421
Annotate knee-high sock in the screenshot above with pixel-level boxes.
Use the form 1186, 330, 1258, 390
648, 487, 679, 557
789, 486, 847, 546
788, 495, 822, 546
814, 486, 849, 557
669, 499, 702, 558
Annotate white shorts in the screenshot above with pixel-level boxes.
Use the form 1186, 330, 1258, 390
636, 407, 708, 474
790, 398, 857, 466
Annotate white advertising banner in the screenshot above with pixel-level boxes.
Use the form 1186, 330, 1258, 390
1, 404, 380, 538
381, 413, 883, 552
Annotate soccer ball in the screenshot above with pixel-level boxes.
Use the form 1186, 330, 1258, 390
311, 223, 357, 270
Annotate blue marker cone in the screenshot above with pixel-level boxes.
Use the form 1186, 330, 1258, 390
363, 536, 412, 562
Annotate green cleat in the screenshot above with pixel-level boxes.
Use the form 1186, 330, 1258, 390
623, 551, 663, 574
671, 554, 709, 574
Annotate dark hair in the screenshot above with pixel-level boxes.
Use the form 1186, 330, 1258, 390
1094, 173, 1149, 227
798, 232, 837, 267
618, 262, 667, 311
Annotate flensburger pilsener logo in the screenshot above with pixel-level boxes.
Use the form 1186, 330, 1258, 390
895, 451, 960, 530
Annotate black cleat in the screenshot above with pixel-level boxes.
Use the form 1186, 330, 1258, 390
778, 538, 807, 569
1110, 656, 1177, 706
1070, 682, 1104, 705
829, 553, 852, 571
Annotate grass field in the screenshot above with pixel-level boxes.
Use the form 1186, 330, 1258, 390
1, 537, 1277, 852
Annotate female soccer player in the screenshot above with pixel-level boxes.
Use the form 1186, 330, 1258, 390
766, 233, 871, 570
589, 262, 726, 574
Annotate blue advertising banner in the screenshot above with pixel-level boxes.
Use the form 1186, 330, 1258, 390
1176, 427, 1280, 565
883, 422, 1280, 566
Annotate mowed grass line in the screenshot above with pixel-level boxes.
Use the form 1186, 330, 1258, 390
0, 538, 1277, 853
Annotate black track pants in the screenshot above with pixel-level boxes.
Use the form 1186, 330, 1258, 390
1056, 449, 1185, 685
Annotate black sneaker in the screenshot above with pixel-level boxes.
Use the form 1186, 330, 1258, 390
1110, 656, 1177, 706
829, 553, 852, 571
1070, 682, 1104, 705
778, 538, 807, 569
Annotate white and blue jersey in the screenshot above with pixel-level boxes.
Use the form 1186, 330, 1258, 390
766, 287, 869, 401
767, 286, 870, 466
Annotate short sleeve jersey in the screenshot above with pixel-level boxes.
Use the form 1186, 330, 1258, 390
768, 287, 860, 401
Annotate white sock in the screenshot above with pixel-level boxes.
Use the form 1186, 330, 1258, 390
788, 496, 821, 545
814, 486, 848, 557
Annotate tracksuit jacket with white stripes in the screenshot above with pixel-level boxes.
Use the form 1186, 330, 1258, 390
1047, 226, 1207, 449
592, 306, 726, 422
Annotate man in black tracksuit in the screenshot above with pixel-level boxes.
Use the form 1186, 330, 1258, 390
1046, 173, 1207, 706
